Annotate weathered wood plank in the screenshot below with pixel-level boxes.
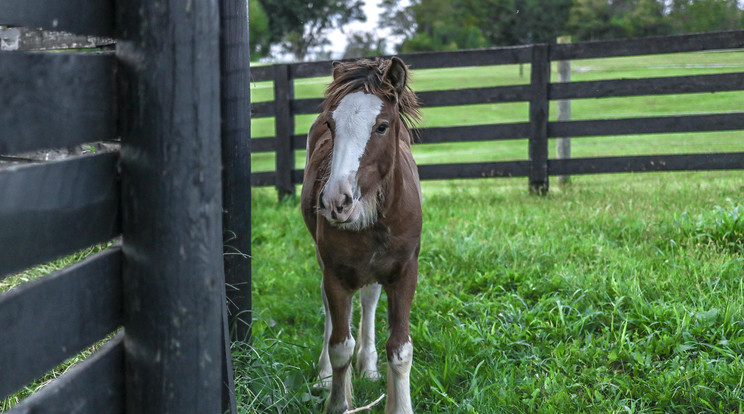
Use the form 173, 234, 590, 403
550, 72, 744, 100
551, 30, 744, 61
219, 0, 253, 352
0, 153, 120, 278
418, 161, 531, 180
287, 85, 532, 116
251, 171, 275, 187
549, 152, 744, 175
117, 0, 225, 411
7, 333, 124, 414
251, 101, 274, 118
0, 248, 122, 400
549, 113, 744, 138
417, 123, 530, 144
0, 27, 115, 51
0, 0, 114, 37
528, 44, 550, 194
252, 137, 276, 153
0, 53, 115, 155
250, 65, 273, 82
290, 45, 533, 78
274, 64, 295, 198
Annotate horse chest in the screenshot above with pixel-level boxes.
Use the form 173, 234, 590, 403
318, 225, 411, 287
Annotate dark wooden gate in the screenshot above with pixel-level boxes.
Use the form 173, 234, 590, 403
0, 0, 251, 412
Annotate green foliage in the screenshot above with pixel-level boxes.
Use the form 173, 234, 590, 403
381, 0, 744, 50
249, 0, 271, 60
342, 31, 387, 59
668, 0, 744, 34
258, 0, 365, 60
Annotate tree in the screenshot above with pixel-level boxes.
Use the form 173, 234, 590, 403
342, 31, 386, 59
259, 0, 365, 61
509, 0, 574, 44
249, 0, 271, 60
668, 0, 744, 34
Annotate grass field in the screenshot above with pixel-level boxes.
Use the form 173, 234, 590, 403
244, 171, 743, 413
2, 50, 743, 412
241, 51, 744, 412
250, 50, 744, 172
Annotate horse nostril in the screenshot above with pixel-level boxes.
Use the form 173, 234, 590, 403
344, 194, 353, 206
336, 205, 344, 214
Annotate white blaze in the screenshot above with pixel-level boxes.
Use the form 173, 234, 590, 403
329, 91, 383, 188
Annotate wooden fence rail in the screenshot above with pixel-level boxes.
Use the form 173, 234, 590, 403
1, 0, 250, 412
249, 30, 744, 197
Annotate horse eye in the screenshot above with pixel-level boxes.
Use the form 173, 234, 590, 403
375, 123, 389, 134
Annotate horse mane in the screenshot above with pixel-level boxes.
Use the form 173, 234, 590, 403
323, 57, 421, 141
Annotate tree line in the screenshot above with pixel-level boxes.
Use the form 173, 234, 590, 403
250, 0, 744, 61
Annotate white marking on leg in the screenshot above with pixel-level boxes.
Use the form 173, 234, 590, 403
356, 284, 381, 380
328, 336, 355, 413
385, 340, 413, 414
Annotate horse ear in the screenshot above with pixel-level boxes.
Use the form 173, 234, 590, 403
332, 60, 343, 79
384, 57, 408, 96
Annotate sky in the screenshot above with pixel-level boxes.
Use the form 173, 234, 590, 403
325, 0, 409, 58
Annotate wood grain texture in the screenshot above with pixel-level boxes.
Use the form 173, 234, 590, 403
551, 30, 744, 60
549, 153, 744, 175
0, 152, 120, 278
8, 333, 125, 414
550, 72, 744, 100
528, 44, 550, 194
273, 64, 296, 198
0, 248, 122, 400
117, 0, 225, 411
0, 0, 114, 37
0, 52, 115, 155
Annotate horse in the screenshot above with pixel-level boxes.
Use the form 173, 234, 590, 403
300, 56, 423, 414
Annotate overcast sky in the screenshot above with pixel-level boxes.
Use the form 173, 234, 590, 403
326, 0, 409, 58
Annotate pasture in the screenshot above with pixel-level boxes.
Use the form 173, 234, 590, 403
242, 51, 743, 413
2, 50, 742, 412
245, 171, 743, 413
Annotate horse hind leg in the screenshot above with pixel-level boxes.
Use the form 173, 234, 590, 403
356, 283, 382, 380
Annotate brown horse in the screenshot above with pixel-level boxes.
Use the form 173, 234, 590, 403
300, 57, 422, 414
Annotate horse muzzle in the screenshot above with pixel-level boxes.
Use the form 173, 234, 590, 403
318, 182, 363, 226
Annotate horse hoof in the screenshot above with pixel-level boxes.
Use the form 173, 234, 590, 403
325, 402, 348, 414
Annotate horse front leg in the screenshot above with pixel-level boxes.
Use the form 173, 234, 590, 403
356, 283, 382, 380
323, 273, 355, 413
384, 262, 417, 414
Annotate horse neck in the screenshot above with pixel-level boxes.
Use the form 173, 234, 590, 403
380, 123, 413, 213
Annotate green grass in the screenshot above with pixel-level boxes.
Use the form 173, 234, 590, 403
243, 171, 744, 413
249, 50, 744, 172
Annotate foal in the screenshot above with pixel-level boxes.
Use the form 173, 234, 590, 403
300, 57, 422, 414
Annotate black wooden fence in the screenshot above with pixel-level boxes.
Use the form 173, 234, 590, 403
0, 0, 251, 413
251, 30, 744, 197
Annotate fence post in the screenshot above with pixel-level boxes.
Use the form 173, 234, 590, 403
219, 0, 252, 346
274, 64, 295, 200
117, 1, 226, 412
219, 0, 251, 412
529, 44, 550, 195
556, 36, 571, 185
